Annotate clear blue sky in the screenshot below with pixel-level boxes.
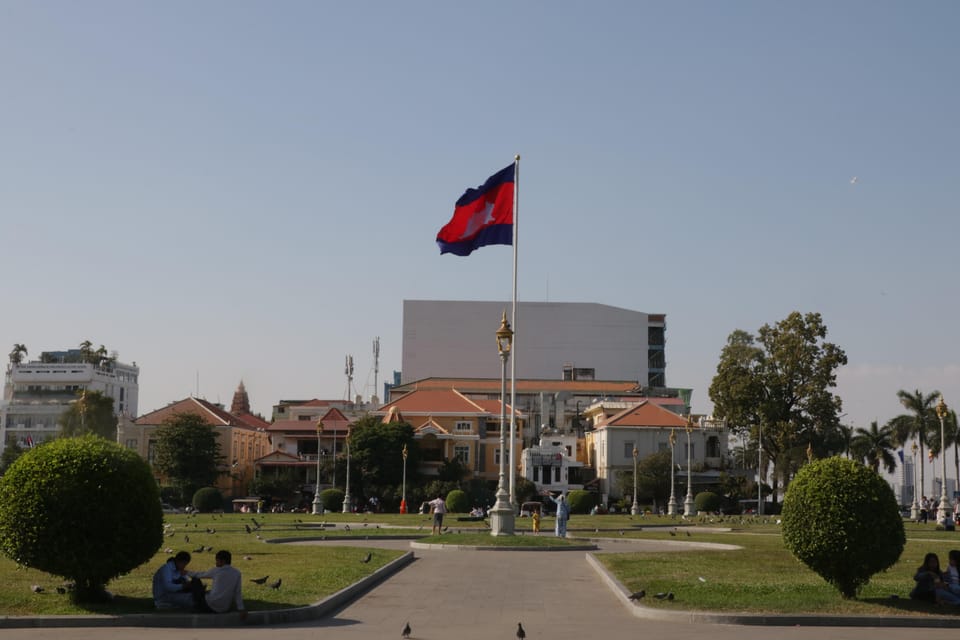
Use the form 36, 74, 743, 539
2, 2, 958, 446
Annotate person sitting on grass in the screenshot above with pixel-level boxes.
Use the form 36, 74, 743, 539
910, 552, 953, 604
189, 550, 247, 619
152, 551, 194, 610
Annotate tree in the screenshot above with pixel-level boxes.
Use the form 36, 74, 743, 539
708, 312, 848, 503
0, 442, 25, 474
782, 456, 904, 599
8, 343, 27, 365
617, 449, 672, 508
78, 340, 94, 363
888, 389, 940, 503
153, 413, 224, 504
347, 416, 419, 500
850, 421, 897, 474
0, 435, 163, 602
59, 390, 118, 440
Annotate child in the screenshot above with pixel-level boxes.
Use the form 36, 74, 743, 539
532, 509, 541, 534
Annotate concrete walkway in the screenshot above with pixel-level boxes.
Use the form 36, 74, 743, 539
4, 537, 960, 640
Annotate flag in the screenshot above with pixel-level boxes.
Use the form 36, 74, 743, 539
26, 435, 34, 448
436, 164, 514, 256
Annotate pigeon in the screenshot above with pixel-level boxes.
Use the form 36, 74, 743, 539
56, 586, 67, 594
402, 621, 411, 638
204, 545, 214, 552
251, 575, 269, 585
628, 590, 645, 601
256, 534, 263, 540
668, 531, 676, 536
686, 531, 691, 537
245, 524, 252, 534
668, 592, 675, 600
517, 622, 526, 639
184, 534, 190, 542
243, 555, 253, 561
31, 585, 44, 593
361, 552, 372, 563
442, 526, 449, 533
194, 545, 205, 553
653, 592, 669, 600
206, 528, 215, 534
268, 578, 282, 590
619, 530, 624, 536
344, 524, 351, 532
850, 176, 858, 185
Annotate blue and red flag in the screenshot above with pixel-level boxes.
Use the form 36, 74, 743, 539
437, 164, 514, 256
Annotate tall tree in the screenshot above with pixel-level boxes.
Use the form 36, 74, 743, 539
347, 416, 419, 501
888, 389, 940, 501
59, 390, 118, 440
851, 420, 897, 474
8, 343, 27, 365
153, 413, 224, 504
617, 449, 672, 509
78, 340, 94, 363
708, 311, 848, 503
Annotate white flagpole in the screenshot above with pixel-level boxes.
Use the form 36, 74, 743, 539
509, 154, 519, 507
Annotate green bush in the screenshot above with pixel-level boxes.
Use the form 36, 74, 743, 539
694, 491, 721, 513
192, 486, 224, 512
320, 488, 344, 512
0, 435, 163, 601
445, 489, 469, 513
566, 490, 598, 514
782, 456, 905, 599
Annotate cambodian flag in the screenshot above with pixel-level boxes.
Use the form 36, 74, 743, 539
437, 164, 514, 256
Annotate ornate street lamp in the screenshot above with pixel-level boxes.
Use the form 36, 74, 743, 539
312, 420, 324, 515
683, 415, 695, 517
936, 396, 952, 527
667, 429, 677, 516
630, 446, 640, 515
400, 444, 409, 514
911, 441, 920, 521
490, 311, 515, 536
342, 431, 354, 514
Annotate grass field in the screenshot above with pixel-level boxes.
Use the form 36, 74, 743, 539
3, 511, 959, 618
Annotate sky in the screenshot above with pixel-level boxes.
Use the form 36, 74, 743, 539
2, 2, 959, 461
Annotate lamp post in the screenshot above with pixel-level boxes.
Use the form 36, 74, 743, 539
312, 420, 324, 515
936, 396, 952, 527
342, 432, 354, 514
490, 311, 515, 536
757, 422, 764, 516
400, 444, 408, 514
911, 442, 920, 521
630, 446, 640, 515
667, 429, 677, 516
683, 415, 695, 517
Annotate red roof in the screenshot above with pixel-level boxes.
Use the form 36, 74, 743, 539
233, 412, 270, 430
136, 397, 257, 429
597, 401, 689, 429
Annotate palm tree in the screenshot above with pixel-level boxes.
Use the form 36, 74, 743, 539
851, 421, 898, 474
78, 340, 94, 363
8, 343, 27, 365
889, 389, 941, 501
836, 423, 854, 458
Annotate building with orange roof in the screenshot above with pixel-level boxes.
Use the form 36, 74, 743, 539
372, 388, 524, 483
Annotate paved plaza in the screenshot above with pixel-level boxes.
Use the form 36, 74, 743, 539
4, 537, 960, 640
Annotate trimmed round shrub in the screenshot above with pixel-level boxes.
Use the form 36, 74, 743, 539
192, 486, 224, 512
0, 435, 163, 601
566, 490, 598, 514
445, 489, 469, 513
320, 488, 344, 512
694, 491, 721, 513
782, 456, 905, 599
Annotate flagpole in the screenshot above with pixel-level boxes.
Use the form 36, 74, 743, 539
509, 154, 519, 508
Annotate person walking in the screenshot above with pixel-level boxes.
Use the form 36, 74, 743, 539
429, 494, 447, 535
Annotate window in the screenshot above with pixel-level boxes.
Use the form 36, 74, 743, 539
454, 421, 472, 433
624, 440, 635, 459
533, 466, 540, 482
454, 445, 470, 464
494, 448, 501, 464
554, 466, 561, 482
147, 439, 157, 464
706, 436, 720, 458
125, 438, 137, 450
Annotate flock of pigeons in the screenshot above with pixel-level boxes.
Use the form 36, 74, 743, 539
400, 620, 526, 639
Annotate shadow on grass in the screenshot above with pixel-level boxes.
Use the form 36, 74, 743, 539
859, 596, 960, 616
73, 596, 306, 615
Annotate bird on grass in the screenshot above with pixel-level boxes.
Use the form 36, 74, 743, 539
268, 578, 282, 590
205, 528, 216, 534
184, 534, 190, 543
31, 585, 44, 593
401, 621, 411, 638
653, 592, 675, 601
193, 545, 205, 553
251, 575, 269, 585
56, 587, 67, 595
344, 524, 351, 532
361, 552, 372, 563
686, 531, 691, 537
668, 531, 676, 537
245, 524, 252, 534
516, 622, 526, 639
628, 590, 645, 601
243, 555, 253, 561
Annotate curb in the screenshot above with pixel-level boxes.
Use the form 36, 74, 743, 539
585, 552, 960, 628
0, 551, 415, 629
411, 542, 597, 552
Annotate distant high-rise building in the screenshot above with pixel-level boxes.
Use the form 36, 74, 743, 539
401, 300, 666, 388
1, 348, 139, 453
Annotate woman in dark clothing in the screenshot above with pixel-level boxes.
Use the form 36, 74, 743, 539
911, 552, 945, 603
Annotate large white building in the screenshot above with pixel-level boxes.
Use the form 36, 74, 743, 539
401, 300, 666, 387
1, 349, 139, 453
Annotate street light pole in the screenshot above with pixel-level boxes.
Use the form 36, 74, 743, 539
342, 432, 354, 513
757, 422, 764, 516
400, 444, 408, 514
312, 420, 324, 515
667, 429, 677, 516
631, 446, 640, 515
683, 415, 695, 517
490, 311, 515, 536
911, 442, 920, 521
936, 396, 952, 527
